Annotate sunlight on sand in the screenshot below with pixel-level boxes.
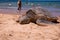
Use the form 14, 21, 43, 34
0, 14, 60, 40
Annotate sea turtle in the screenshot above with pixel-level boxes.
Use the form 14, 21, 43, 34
17, 7, 59, 25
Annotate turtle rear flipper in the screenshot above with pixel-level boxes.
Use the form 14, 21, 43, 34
47, 17, 60, 23
51, 19, 59, 23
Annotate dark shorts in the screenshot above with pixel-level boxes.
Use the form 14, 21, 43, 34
18, 7, 21, 10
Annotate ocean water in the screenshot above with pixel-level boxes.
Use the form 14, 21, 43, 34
0, 1, 60, 16
0, 2, 60, 8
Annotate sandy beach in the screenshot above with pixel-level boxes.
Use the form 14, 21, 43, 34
0, 8, 60, 40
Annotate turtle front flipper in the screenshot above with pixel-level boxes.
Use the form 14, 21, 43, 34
36, 18, 53, 26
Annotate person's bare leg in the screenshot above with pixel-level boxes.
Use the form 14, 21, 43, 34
17, 0, 22, 14
17, 7, 21, 14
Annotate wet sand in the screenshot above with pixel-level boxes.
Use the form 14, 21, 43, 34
0, 9, 60, 40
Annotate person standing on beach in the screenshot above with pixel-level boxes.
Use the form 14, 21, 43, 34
17, 0, 22, 11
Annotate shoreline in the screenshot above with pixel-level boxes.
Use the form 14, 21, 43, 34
0, 6, 60, 17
